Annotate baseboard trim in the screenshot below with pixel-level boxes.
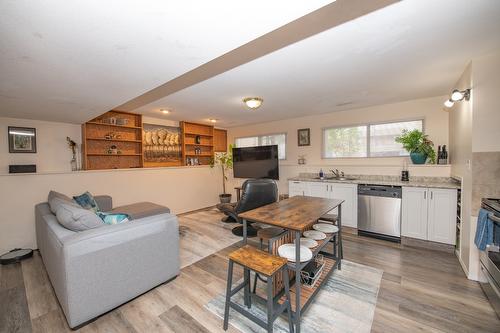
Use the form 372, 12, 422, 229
456, 252, 470, 278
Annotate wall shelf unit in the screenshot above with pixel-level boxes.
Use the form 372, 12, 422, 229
82, 111, 143, 170
180, 121, 214, 166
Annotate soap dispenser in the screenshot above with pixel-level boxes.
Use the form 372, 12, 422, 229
319, 169, 324, 179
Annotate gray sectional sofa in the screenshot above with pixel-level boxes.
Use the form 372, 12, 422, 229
35, 195, 180, 328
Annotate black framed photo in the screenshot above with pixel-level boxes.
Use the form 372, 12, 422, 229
8, 127, 37, 153
297, 128, 310, 146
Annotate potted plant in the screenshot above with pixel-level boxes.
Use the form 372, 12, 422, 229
395, 129, 436, 164
210, 144, 234, 203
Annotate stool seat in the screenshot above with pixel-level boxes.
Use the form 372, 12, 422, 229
229, 245, 287, 277
257, 227, 285, 241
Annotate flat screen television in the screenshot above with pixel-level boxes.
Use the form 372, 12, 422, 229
232, 145, 279, 180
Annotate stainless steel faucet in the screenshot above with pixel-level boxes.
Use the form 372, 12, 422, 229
330, 169, 345, 178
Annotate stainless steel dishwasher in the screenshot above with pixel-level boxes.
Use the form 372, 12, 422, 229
358, 184, 402, 242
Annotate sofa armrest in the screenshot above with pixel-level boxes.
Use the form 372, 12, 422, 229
94, 195, 112, 211
59, 213, 179, 327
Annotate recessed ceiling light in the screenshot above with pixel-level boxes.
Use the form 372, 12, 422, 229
160, 109, 170, 114
243, 97, 263, 109
209, 118, 217, 123
444, 99, 454, 108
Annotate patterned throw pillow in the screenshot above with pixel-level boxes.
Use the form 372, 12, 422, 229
73, 191, 100, 213
97, 212, 130, 225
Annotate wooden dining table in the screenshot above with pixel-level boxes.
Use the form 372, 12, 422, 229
238, 195, 344, 333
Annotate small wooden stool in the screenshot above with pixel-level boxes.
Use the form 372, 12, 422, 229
319, 214, 343, 264
224, 245, 294, 333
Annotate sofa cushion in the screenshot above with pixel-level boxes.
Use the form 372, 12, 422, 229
48, 190, 74, 214
111, 202, 170, 220
73, 191, 100, 213
56, 203, 104, 232
97, 212, 130, 225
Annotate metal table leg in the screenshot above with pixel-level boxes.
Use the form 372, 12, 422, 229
337, 204, 342, 270
295, 230, 301, 333
243, 218, 248, 245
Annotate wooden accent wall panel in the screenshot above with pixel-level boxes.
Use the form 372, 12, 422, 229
213, 128, 227, 152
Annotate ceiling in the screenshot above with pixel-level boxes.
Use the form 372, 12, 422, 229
135, 0, 500, 127
1, 1, 500, 126
0, 0, 331, 123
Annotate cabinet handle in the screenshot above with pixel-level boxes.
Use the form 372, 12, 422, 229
302, 191, 305, 196
326, 184, 328, 191
431, 191, 433, 200
424, 191, 426, 199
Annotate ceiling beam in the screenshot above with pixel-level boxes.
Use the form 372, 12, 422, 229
115, 0, 400, 112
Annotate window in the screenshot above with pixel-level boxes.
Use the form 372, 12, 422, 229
323, 120, 423, 158
323, 126, 367, 158
235, 133, 286, 160
369, 120, 423, 157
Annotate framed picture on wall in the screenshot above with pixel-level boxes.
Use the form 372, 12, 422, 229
297, 128, 310, 146
8, 127, 37, 153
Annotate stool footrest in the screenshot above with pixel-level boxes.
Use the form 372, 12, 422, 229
230, 301, 268, 330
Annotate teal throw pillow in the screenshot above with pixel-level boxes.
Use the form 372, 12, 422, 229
98, 212, 130, 225
73, 191, 100, 213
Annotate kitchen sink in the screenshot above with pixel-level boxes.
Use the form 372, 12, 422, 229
313, 176, 357, 181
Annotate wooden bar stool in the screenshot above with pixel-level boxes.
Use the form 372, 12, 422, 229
319, 213, 343, 261
224, 245, 294, 333
253, 227, 286, 293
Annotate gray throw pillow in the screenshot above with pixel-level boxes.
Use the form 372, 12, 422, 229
55, 202, 104, 232
48, 190, 73, 214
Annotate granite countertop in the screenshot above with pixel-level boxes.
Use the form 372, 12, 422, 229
288, 174, 461, 189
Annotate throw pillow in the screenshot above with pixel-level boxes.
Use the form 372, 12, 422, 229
55, 203, 104, 231
97, 212, 130, 225
48, 190, 73, 214
73, 191, 100, 213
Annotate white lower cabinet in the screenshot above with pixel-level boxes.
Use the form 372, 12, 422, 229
288, 181, 308, 197
288, 181, 357, 228
402, 187, 457, 245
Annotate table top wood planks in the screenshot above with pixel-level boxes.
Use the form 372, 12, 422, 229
238, 196, 344, 232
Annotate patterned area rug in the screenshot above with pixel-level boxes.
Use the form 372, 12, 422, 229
205, 260, 383, 333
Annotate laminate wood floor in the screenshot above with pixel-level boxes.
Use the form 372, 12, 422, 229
1, 209, 498, 333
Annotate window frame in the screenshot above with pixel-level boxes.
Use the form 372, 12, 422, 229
234, 132, 287, 160
322, 118, 425, 159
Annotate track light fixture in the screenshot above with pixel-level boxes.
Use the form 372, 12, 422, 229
444, 88, 471, 108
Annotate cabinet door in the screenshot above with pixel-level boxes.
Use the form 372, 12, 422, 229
308, 182, 329, 198
401, 187, 428, 240
288, 181, 307, 197
329, 183, 358, 228
428, 188, 457, 245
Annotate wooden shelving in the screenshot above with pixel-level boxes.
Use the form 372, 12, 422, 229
82, 111, 143, 170
180, 121, 214, 166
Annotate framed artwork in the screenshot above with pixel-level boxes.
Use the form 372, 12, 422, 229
297, 128, 310, 146
142, 123, 181, 166
8, 126, 37, 153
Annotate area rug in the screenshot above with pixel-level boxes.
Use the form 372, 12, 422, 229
205, 260, 383, 333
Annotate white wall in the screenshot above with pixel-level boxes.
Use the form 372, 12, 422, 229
227, 95, 451, 193
0, 166, 222, 254
449, 63, 473, 273
472, 51, 500, 152
0, 117, 82, 173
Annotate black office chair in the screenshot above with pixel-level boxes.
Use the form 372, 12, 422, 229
217, 179, 278, 237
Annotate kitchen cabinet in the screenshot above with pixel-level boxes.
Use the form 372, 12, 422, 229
289, 181, 308, 197
288, 181, 357, 228
402, 187, 457, 245
427, 188, 457, 244
401, 187, 428, 240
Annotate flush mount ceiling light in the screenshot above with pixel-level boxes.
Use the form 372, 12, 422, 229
243, 97, 263, 109
209, 118, 217, 123
444, 88, 471, 108
160, 108, 170, 114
